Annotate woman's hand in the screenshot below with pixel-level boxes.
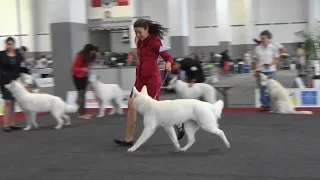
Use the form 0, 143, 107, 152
165, 62, 172, 71
82, 68, 88, 72
189, 82, 194, 87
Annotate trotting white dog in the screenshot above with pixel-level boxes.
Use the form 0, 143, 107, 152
259, 73, 312, 114
166, 77, 216, 104
89, 74, 124, 117
5, 80, 78, 130
127, 85, 230, 152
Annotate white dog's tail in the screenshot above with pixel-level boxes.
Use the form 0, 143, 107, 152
293, 110, 313, 114
203, 86, 217, 104
212, 100, 224, 119
64, 104, 78, 113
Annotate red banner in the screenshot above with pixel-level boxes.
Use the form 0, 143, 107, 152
92, 0, 102, 7
117, 0, 129, 6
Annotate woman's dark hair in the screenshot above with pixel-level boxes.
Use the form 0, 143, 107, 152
79, 44, 97, 63
260, 30, 273, 39
133, 18, 167, 39
5, 37, 15, 44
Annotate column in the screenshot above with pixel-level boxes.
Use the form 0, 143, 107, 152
49, 0, 89, 99
244, 0, 254, 46
308, 0, 319, 31
216, 0, 232, 50
167, 0, 189, 57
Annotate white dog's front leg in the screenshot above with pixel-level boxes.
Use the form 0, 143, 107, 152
117, 108, 123, 115
30, 112, 39, 129
108, 108, 116, 115
97, 100, 105, 117
127, 127, 156, 152
23, 111, 32, 131
164, 126, 180, 150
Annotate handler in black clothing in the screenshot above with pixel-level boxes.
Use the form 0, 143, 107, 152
172, 57, 205, 87
0, 37, 30, 132
171, 57, 206, 140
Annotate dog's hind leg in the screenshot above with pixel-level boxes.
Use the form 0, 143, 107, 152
164, 126, 180, 150
23, 111, 32, 131
51, 113, 64, 129
115, 96, 124, 115
62, 114, 71, 125
201, 124, 230, 148
178, 121, 199, 152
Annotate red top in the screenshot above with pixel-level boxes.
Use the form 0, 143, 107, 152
136, 35, 173, 77
72, 54, 89, 78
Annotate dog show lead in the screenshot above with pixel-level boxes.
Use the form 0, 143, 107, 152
114, 18, 174, 146
0, 37, 30, 132
72, 44, 98, 120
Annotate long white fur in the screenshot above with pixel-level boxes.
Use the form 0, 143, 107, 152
167, 77, 217, 104
127, 85, 230, 152
4, 80, 78, 130
89, 74, 124, 117
259, 73, 312, 114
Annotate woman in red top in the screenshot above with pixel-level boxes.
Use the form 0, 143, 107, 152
72, 44, 97, 120
114, 19, 173, 146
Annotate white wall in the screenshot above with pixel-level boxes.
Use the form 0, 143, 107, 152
34, 0, 51, 53
0, 0, 18, 50
0, 0, 51, 52
188, 0, 218, 46
140, 0, 170, 46
253, 0, 308, 23
251, 0, 309, 43
230, 0, 245, 25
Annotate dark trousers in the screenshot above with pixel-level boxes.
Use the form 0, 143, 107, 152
72, 76, 88, 115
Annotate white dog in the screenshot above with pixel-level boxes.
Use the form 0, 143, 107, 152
259, 73, 312, 114
89, 74, 124, 117
167, 77, 216, 104
127, 85, 230, 152
5, 80, 78, 130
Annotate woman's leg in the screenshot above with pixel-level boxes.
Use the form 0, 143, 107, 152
124, 98, 136, 141
77, 90, 90, 119
114, 97, 136, 146
74, 76, 90, 119
3, 100, 14, 132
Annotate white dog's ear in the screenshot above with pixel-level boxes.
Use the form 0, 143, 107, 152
141, 85, 148, 95
132, 86, 139, 96
173, 77, 178, 83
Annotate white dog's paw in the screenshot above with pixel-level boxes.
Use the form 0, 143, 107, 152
177, 148, 187, 152
65, 122, 71, 125
268, 110, 274, 113
23, 127, 32, 131
117, 110, 124, 115
226, 143, 231, 148
54, 125, 63, 129
108, 111, 115, 115
127, 148, 136, 152
34, 124, 39, 129
96, 114, 105, 118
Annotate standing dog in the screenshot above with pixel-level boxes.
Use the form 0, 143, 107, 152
259, 73, 312, 114
166, 77, 216, 104
89, 74, 124, 117
127, 85, 230, 152
5, 80, 77, 130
